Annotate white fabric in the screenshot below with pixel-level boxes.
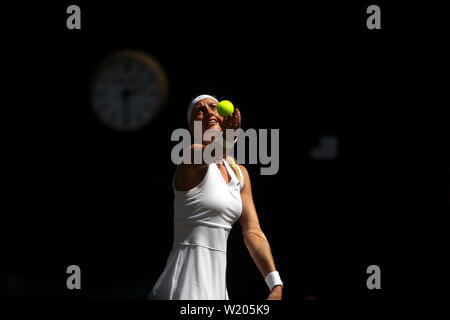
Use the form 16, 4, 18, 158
234, 161, 245, 191
149, 159, 243, 300
265, 271, 283, 291
218, 131, 239, 149
187, 94, 219, 123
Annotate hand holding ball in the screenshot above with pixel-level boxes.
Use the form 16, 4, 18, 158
218, 99, 240, 131
217, 100, 234, 118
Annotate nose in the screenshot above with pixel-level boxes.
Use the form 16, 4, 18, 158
205, 105, 217, 118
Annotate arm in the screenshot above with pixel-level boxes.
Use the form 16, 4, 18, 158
176, 109, 242, 189
238, 165, 282, 300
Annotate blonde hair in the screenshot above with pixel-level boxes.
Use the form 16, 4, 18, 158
226, 156, 244, 186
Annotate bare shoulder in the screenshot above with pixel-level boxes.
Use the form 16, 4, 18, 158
174, 163, 208, 191
238, 164, 252, 190
238, 164, 249, 176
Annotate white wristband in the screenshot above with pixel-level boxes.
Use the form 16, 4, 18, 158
265, 271, 283, 291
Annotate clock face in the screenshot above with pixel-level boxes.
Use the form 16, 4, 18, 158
91, 51, 168, 131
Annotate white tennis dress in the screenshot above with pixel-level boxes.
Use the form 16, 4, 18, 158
148, 159, 244, 300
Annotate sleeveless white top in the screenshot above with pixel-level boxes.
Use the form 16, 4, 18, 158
149, 159, 244, 300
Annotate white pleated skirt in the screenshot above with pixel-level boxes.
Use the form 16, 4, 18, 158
149, 243, 229, 300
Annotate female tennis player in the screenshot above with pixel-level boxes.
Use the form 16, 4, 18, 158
149, 95, 283, 300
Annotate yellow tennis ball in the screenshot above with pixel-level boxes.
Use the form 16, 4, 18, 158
217, 100, 234, 117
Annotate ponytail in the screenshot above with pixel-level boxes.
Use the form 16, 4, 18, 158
226, 156, 244, 187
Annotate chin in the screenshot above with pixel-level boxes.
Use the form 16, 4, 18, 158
204, 123, 222, 132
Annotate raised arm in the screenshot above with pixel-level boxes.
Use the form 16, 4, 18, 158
175, 106, 241, 191
238, 165, 282, 300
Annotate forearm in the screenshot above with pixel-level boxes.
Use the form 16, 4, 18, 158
204, 132, 234, 160
243, 232, 277, 278
184, 139, 229, 168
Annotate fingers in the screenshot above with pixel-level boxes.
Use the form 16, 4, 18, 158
227, 108, 240, 129
224, 116, 231, 128
229, 112, 235, 129
235, 108, 241, 129
221, 108, 241, 130
230, 108, 240, 129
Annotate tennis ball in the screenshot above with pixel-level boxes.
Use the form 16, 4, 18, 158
217, 100, 234, 117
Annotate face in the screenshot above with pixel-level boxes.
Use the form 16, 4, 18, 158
189, 98, 223, 142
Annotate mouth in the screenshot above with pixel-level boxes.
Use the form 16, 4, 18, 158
207, 118, 218, 126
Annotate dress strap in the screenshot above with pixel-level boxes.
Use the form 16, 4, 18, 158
235, 164, 245, 190
223, 159, 241, 189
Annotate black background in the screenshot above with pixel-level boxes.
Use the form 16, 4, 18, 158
2, 0, 449, 312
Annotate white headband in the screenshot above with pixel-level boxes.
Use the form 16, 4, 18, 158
187, 94, 219, 123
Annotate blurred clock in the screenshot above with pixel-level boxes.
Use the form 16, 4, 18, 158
90, 50, 168, 131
